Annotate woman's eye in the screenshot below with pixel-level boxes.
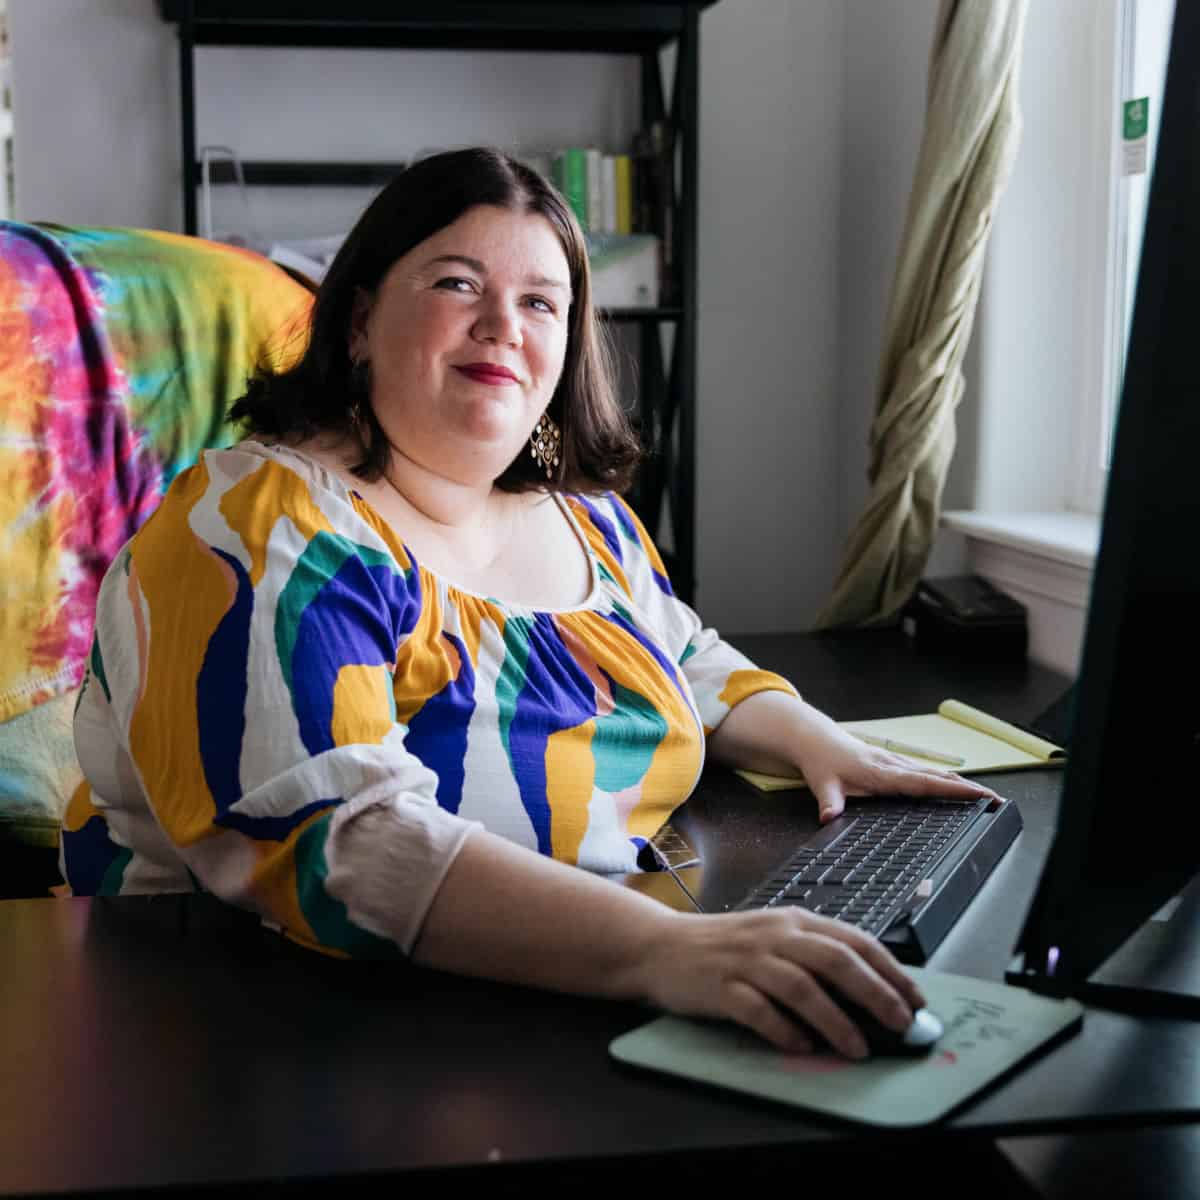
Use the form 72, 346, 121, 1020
526, 296, 556, 314
435, 277, 476, 293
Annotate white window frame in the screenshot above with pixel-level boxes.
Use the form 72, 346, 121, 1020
1072, 0, 1174, 514
1071, 0, 1124, 515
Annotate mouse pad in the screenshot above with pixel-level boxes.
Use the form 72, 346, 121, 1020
609, 967, 1083, 1127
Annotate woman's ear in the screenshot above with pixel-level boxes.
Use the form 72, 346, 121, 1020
348, 286, 373, 361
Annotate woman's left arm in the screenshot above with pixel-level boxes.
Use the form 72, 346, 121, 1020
589, 495, 994, 823
706, 688, 995, 823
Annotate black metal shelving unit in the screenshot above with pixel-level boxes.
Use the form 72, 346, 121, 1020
158, 0, 715, 602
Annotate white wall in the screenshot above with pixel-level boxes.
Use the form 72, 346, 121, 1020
11, 0, 179, 230
696, 0, 843, 629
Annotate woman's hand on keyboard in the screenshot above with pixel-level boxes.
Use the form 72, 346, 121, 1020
706, 690, 997, 824
795, 717, 999, 823
644, 906, 926, 1058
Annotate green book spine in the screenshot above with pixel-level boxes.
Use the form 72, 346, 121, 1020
560, 147, 588, 230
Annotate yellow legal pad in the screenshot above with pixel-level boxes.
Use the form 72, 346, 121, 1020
610, 967, 1083, 1127
736, 699, 1066, 792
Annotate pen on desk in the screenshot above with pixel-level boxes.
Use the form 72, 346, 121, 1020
847, 730, 966, 767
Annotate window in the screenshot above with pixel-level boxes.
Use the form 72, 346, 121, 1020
1074, 0, 1174, 512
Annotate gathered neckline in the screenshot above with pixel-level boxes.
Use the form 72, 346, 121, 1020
225, 440, 605, 616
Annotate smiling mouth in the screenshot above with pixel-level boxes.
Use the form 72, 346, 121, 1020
455, 364, 520, 385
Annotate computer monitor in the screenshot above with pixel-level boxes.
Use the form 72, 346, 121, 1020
1008, 0, 1200, 1016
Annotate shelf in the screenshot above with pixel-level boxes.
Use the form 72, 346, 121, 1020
600, 307, 683, 324
159, 1, 717, 53
199, 160, 406, 187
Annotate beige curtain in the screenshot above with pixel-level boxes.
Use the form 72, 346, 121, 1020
814, 0, 1028, 629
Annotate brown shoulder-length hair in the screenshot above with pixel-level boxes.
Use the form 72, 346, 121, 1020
230, 146, 641, 494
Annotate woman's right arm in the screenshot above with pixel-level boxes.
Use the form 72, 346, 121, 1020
97, 450, 476, 956
412, 826, 925, 1060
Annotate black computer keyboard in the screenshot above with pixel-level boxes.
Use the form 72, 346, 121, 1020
735, 796, 1021, 961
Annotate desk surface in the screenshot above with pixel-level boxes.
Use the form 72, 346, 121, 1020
2, 631, 1196, 1197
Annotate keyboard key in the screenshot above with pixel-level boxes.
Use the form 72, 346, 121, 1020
761, 875, 797, 889
804, 816, 859, 852
800, 885, 847, 910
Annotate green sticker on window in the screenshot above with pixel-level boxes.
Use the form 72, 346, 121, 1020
1123, 97, 1149, 141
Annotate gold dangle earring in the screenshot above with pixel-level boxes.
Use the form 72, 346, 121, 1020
349, 357, 371, 429
530, 411, 561, 479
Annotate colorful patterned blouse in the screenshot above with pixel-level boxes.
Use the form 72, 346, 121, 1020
63, 442, 796, 957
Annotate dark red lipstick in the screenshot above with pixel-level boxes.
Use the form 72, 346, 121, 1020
456, 362, 519, 385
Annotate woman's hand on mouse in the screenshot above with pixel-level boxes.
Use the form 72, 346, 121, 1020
641, 906, 925, 1058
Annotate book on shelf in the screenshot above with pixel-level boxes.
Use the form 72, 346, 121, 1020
551, 147, 589, 230
586, 147, 604, 235
549, 143, 648, 242
614, 154, 633, 235
545, 137, 663, 306
600, 154, 618, 235
735, 699, 1067, 792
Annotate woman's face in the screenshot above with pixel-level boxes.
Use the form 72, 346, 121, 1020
351, 203, 573, 488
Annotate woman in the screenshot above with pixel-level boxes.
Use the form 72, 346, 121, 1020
64, 148, 991, 1060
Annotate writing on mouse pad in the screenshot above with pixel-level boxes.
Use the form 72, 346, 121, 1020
609, 968, 1083, 1127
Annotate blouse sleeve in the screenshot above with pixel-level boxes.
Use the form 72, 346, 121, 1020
80, 449, 479, 957
579, 493, 799, 735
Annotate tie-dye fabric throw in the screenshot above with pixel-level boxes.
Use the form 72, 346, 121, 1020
0, 222, 312, 845
63, 443, 796, 955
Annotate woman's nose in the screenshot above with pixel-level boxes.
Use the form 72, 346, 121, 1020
471, 296, 522, 346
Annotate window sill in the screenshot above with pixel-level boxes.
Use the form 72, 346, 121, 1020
939, 511, 1100, 675
940, 510, 1100, 569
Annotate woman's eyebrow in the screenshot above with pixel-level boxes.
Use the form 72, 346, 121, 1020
424, 253, 569, 292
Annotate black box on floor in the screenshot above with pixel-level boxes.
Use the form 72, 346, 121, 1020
902, 574, 1028, 659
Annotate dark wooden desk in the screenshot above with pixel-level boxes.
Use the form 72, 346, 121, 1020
1, 632, 1196, 1198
